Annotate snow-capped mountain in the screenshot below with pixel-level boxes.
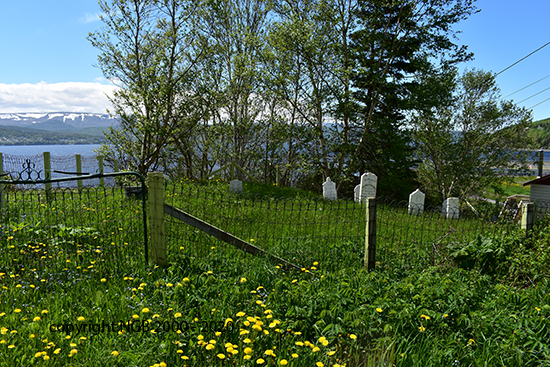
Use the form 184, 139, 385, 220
0, 112, 119, 129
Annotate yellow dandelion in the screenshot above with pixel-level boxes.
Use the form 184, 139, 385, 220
280, 359, 288, 365
256, 358, 265, 364
77, 316, 85, 322
349, 334, 357, 340
111, 350, 119, 356
418, 326, 426, 332
376, 308, 383, 313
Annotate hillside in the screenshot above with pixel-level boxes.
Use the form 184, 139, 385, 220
528, 117, 550, 148
0, 125, 107, 145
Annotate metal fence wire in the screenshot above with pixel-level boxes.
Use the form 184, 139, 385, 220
162, 180, 528, 272
164, 180, 368, 271
0, 175, 147, 275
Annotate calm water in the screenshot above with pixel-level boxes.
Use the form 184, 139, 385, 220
0, 144, 101, 157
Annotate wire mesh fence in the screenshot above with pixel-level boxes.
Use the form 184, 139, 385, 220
164, 180, 368, 271
0, 183, 146, 276
375, 199, 502, 270
162, 180, 519, 272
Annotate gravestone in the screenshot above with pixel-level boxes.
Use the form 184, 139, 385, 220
408, 189, 425, 215
442, 197, 459, 219
354, 185, 361, 203
229, 179, 242, 193
359, 173, 377, 203
322, 177, 337, 201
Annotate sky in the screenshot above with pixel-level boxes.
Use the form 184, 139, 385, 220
1, 0, 550, 121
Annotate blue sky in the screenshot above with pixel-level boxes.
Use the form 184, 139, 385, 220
1, 0, 550, 121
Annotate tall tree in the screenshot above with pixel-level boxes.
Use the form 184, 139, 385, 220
350, 0, 477, 197
89, 0, 206, 176
197, 0, 271, 179
414, 69, 534, 202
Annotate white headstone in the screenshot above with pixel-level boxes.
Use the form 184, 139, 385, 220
442, 197, 459, 219
408, 189, 425, 215
354, 185, 361, 203
229, 179, 242, 193
359, 173, 377, 203
322, 177, 337, 201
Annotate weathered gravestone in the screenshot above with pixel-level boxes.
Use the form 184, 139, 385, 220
229, 179, 243, 193
442, 197, 459, 219
323, 177, 337, 201
359, 173, 377, 203
354, 185, 361, 203
408, 189, 425, 215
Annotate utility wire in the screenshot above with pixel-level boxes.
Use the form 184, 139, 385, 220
517, 86, 550, 104
495, 41, 550, 76
504, 74, 550, 98
528, 96, 550, 110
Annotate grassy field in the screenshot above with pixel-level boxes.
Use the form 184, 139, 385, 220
1, 180, 550, 366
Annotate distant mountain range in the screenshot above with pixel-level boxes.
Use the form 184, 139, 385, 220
0, 112, 119, 145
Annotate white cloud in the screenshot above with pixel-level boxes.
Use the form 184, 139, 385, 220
0, 82, 117, 113
80, 12, 102, 24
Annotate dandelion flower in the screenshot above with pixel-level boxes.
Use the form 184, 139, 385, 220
240, 277, 247, 283
256, 358, 265, 364
77, 316, 85, 322
244, 347, 253, 355
217, 353, 225, 359
33, 316, 40, 322
316, 362, 324, 367
376, 308, 383, 313
349, 334, 357, 340
111, 350, 119, 356
418, 326, 426, 332
280, 359, 288, 365
142, 308, 150, 313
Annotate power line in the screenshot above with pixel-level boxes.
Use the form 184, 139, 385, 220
517, 86, 550, 104
495, 41, 550, 76
528, 96, 550, 110
504, 74, 550, 98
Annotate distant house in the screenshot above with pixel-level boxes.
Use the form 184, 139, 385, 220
523, 175, 550, 206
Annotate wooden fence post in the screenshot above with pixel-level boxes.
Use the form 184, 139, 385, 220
98, 155, 104, 187
521, 201, 535, 233
76, 154, 83, 191
365, 197, 377, 270
148, 172, 167, 266
43, 152, 52, 201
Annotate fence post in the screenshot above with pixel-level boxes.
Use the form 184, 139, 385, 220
521, 201, 535, 233
148, 172, 167, 266
0, 152, 4, 213
98, 155, 104, 187
364, 197, 377, 270
43, 151, 52, 201
75, 154, 83, 191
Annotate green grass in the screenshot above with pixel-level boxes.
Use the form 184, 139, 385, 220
1, 179, 550, 366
